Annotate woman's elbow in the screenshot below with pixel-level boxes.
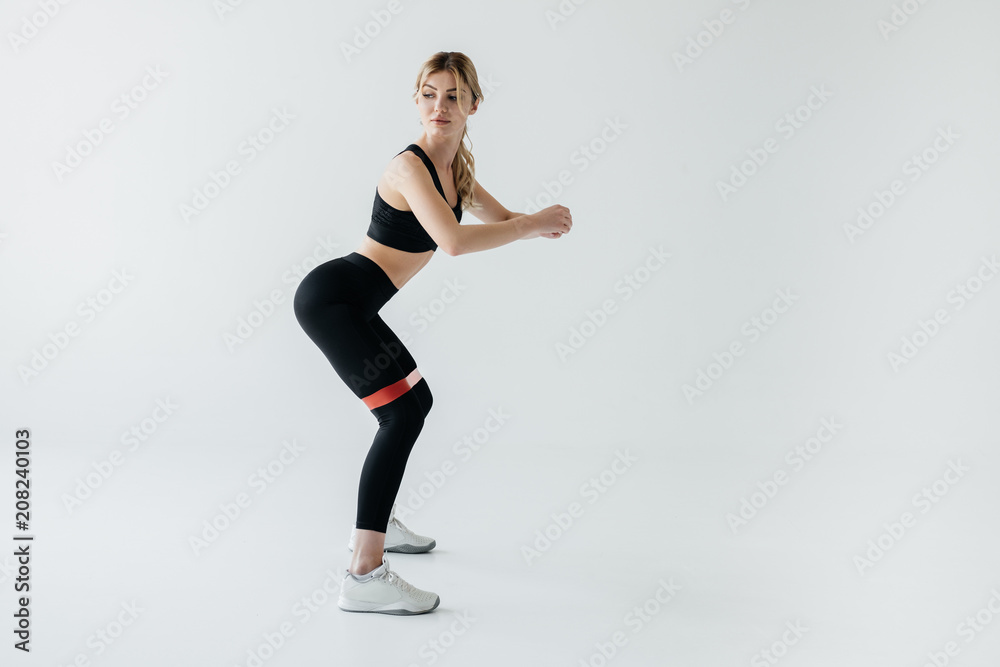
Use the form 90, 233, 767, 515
440, 230, 462, 256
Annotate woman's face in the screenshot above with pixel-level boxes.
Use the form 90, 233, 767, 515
417, 70, 478, 136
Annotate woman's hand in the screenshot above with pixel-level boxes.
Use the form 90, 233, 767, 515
528, 204, 572, 238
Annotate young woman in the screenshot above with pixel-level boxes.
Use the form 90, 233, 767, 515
293, 51, 572, 615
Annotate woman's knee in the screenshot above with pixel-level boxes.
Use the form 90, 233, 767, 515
371, 390, 426, 437
411, 377, 432, 419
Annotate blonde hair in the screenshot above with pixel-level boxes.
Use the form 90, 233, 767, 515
412, 51, 483, 211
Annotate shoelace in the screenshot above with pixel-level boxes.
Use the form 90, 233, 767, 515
389, 516, 414, 538
377, 561, 416, 594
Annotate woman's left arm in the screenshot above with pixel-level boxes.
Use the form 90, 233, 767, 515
470, 179, 562, 237
468, 179, 513, 223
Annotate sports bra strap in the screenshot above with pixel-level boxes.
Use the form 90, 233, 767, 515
399, 144, 449, 203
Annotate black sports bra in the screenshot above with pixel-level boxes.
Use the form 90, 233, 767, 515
367, 144, 463, 253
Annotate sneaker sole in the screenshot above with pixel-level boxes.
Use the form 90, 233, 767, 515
386, 540, 436, 554
347, 539, 437, 554
338, 595, 440, 615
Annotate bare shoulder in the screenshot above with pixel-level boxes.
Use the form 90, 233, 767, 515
386, 150, 425, 183
378, 151, 427, 210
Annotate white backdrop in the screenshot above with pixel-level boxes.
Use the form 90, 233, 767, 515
2, 0, 999, 665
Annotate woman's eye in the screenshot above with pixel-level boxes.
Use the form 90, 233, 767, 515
423, 93, 457, 101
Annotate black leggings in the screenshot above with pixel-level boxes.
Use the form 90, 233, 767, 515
293, 252, 431, 533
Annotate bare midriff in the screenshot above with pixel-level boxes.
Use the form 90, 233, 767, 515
354, 236, 435, 291
355, 159, 457, 291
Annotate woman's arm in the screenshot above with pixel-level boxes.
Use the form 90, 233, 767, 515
393, 156, 540, 256
395, 159, 567, 256
451, 214, 539, 255
452, 178, 573, 253
467, 178, 563, 241
468, 179, 515, 224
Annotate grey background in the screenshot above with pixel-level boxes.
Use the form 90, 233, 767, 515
2, 0, 999, 665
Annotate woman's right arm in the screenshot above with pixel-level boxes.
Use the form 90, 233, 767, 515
393, 153, 571, 256
450, 215, 537, 256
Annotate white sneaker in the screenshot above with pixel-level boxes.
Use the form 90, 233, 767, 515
338, 554, 440, 615
348, 505, 436, 554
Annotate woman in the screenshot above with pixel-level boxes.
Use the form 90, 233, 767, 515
293, 51, 572, 615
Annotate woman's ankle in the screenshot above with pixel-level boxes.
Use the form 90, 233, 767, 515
350, 556, 383, 576
350, 564, 380, 576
